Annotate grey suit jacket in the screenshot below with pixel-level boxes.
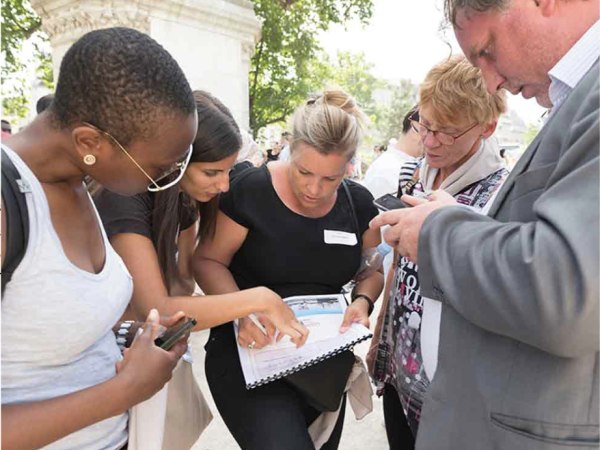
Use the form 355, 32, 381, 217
415, 61, 599, 450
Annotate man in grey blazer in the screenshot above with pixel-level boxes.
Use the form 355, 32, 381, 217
371, 1, 599, 449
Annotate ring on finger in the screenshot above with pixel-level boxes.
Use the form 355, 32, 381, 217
248, 340, 256, 350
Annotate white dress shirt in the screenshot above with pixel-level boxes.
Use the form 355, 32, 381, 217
548, 20, 600, 112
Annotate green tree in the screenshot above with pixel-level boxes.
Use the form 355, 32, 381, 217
321, 51, 382, 115
375, 79, 418, 143
249, 0, 374, 134
1, 0, 53, 119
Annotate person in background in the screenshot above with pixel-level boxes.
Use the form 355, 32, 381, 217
370, 55, 508, 450
36, 94, 54, 114
1, 119, 12, 138
362, 105, 423, 200
231, 129, 264, 178
372, 144, 386, 157
277, 130, 293, 161
371, 1, 599, 449
265, 140, 282, 163
362, 106, 424, 279
195, 89, 384, 450
1, 27, 195, 450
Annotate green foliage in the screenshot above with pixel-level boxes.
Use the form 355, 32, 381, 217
375, 79, 418, 143
249, 0, 374, 134
2, 77, 30, 119
321, 51, 382, 114
317, 50, 416, 144
1, 0, 53, 119
1, 0, 42, 74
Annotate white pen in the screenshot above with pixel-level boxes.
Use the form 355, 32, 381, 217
248, 313, 268, 335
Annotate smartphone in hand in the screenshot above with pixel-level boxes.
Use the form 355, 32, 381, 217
154, 317, 197, 350
373, 193, 407, 211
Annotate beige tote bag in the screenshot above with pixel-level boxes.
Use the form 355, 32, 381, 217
162, 357, 213, 450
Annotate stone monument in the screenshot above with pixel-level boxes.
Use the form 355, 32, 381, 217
30, 0, 261, 129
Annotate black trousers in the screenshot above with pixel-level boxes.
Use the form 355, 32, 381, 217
382, 383, 415, 450
205, 326, 347, 450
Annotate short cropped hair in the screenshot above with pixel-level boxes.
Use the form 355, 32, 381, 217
444, 0, 510, 27
291, 89, 366, 160
51, 27, 195, 145
419, 55, 506, 126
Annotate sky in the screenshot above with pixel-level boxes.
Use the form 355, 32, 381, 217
319, 0, 546, 125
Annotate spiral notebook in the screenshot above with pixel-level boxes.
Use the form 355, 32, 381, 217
235, 293, 373, 389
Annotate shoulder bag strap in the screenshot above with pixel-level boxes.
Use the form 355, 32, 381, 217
1, 148, 30, 295
342, 179, 361, 246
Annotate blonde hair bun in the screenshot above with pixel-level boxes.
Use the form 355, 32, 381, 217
293, 88, 365, 158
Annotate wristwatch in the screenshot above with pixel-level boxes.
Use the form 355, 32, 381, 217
114, 320, 142, 353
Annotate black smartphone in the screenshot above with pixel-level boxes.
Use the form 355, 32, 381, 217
154, 317, 197, 350
373, 193, 407, 211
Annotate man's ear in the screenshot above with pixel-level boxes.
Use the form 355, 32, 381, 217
481, 121, 498, 139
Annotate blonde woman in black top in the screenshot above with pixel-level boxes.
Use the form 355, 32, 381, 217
196, 89, 384, 450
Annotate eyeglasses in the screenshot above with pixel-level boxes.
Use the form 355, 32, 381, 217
82, 122, 192, 192
409, 112, 479, 146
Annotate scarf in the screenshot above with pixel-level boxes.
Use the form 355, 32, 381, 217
419, 138, 506, 196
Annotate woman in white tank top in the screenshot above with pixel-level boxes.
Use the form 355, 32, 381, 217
1, 27, 198, 450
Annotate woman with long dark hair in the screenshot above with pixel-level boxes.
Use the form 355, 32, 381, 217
93, 90, 308, 338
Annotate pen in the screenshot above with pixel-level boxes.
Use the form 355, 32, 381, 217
248, 313, 268, 335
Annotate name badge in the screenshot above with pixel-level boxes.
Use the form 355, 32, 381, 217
324, 230, 358, 246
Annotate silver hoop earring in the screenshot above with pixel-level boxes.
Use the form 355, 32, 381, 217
83, 154, 96, 166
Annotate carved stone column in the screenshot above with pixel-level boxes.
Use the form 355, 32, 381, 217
30, 0, 261, 128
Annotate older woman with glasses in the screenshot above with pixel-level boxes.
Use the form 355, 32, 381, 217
369, 55, 509, 450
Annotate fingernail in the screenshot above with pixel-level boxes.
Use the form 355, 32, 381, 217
148, 308, 159, 323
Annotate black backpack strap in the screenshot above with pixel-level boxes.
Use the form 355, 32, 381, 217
1, 148, 30, 295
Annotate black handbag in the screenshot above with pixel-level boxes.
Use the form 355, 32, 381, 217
285, 350, 356, 411
284, 181, 361, 412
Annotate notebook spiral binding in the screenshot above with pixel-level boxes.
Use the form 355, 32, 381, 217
245, 331, 372, 389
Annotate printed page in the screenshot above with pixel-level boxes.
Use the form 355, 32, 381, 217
236, 294, 372, 388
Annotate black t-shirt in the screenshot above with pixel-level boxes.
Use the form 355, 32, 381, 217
265, 149, 279, 162
94, 189, 199, 239
219, 165, 378, 300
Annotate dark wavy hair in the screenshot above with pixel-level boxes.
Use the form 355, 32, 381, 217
152, 91, 242, 290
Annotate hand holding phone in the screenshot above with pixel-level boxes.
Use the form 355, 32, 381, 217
154, 316, 196, 350
373, 193, 407, 211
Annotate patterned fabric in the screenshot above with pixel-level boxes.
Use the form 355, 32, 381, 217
374, 158, 509, 434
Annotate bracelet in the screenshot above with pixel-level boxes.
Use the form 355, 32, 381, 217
352, 293, 375, 316
114, 320, 136, 354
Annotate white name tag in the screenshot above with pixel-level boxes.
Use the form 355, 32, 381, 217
324, 229, 358, 246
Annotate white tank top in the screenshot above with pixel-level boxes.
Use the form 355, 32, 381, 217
1, 146, 132, 450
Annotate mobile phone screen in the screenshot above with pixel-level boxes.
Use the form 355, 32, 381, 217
373, 193, 407, 211
154, 317, 197, 350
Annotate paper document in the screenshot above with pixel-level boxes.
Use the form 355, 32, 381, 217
236, 294, 372, 389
